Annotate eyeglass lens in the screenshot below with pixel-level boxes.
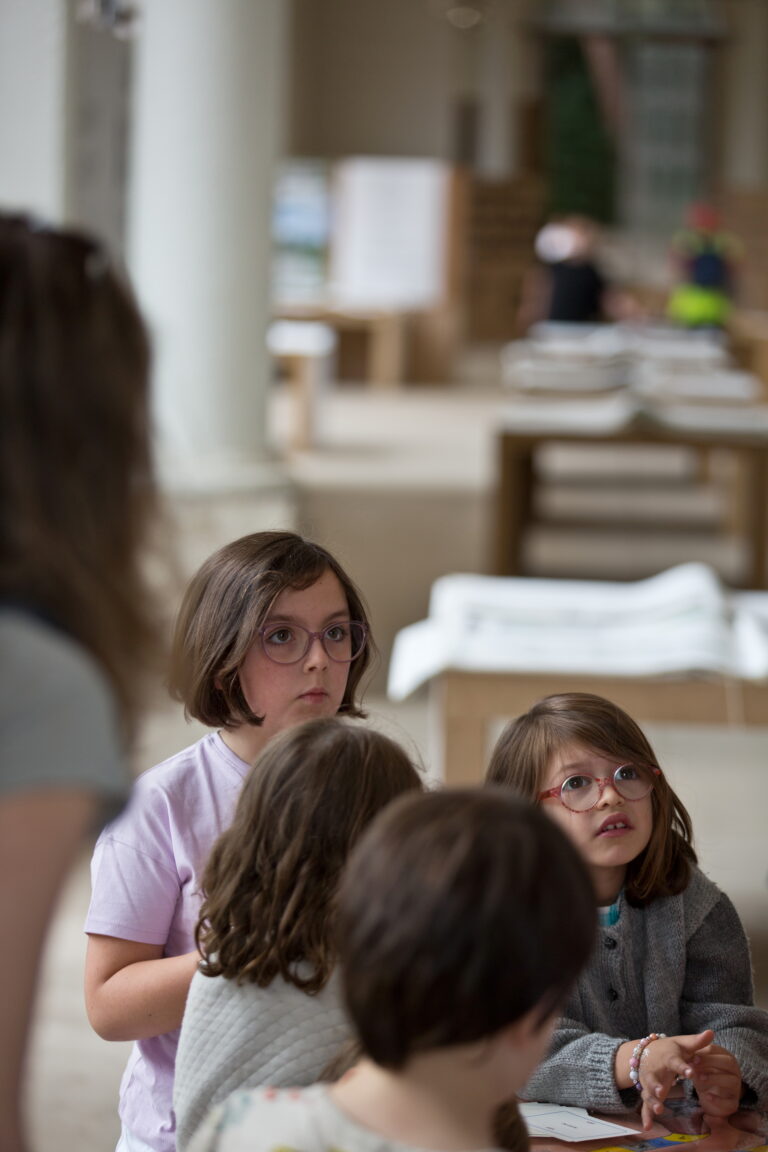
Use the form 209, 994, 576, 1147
261, 621, 366, 664
560, 764, 653, 812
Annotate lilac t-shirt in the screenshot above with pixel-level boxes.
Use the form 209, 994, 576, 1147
85, 731, 252, 1152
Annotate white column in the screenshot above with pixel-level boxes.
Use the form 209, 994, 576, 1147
127, 0, 288, 491
475, 5, 513, 177
0, 0, 69, 219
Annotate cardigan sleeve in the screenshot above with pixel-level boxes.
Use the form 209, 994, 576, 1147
679, 889, 768, 1109
521, 1015, 634, 1113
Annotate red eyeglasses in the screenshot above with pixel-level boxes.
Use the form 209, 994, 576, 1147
539, 764, 661, 813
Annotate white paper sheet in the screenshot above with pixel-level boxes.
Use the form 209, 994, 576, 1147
519, 1101, 641, 1142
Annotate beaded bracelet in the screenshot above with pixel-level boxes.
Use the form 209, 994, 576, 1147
629, 1032, 667, 1091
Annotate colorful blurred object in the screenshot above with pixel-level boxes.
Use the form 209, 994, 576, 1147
667, 202, 741, 328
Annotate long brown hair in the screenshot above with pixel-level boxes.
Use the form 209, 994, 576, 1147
486, 692, 696, 906
196, 717, 423, 991
168, 531, 375, 728
0, 215, 163, 741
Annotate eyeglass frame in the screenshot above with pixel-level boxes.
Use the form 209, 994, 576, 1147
538, 764, 662, 812
257, 620, 368, 665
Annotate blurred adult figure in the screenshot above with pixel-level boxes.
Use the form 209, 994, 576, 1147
516, 214, 637, 334
0, 214, 164, 1152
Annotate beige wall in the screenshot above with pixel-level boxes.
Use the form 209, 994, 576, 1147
289, 0, 468, 160
288, 0, 768, 195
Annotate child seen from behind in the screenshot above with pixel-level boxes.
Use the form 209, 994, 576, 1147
487, 692, 768, 1129
186, 787, 597, 1152
174, 717, 423, 1149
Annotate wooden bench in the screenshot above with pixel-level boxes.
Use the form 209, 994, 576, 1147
272, 303, 408, 389
493, 417, 768, 588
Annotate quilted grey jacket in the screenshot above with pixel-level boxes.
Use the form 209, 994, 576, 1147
174, 965, 349, 1150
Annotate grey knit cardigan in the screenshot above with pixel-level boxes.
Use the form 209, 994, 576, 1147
522, 866, 768, 1111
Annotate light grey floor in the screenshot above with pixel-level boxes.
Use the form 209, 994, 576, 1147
26, 356, 768, 1151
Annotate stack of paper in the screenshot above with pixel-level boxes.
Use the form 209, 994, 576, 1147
631, 362, 762, 405
501, 322, 732, 397
502, 326, 628, 394
499, 392, 768, 437
387, 563, 768, 701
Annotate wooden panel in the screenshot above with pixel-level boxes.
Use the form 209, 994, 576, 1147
434, 670, 768, 786
464, 175, 546, 341
720, 188, 768, 311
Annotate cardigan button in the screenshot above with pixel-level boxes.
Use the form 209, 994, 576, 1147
604, 936, 617, 950
607, 987, 619, 1001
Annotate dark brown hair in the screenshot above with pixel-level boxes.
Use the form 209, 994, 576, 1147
486, 692, 696, 906
196, 717, 423, 990
337, 787, 596, 1068
0, 214, 163, 740
168, 531, 374, 728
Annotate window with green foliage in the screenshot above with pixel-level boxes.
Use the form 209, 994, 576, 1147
546, 36, 617, 224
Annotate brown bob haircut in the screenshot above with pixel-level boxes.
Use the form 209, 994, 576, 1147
486, 692, 696, 906
0, 214, 162, 741
196, 717, 422, 990
337, 787, 596, 1069
168, 531, 374, 728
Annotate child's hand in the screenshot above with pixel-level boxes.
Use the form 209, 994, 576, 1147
691, 1045, 742, 1119
638, 1030, 715, 1130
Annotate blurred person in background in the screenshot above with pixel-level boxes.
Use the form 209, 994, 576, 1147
516, 214, 639, 335
667, 202, 741, 330
0, 213, 165, 1152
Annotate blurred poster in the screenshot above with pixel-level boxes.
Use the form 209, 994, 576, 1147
329, 157, 449, 309
272, 160, 332, 303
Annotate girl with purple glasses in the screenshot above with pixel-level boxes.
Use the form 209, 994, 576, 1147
85, 531, 373, 1152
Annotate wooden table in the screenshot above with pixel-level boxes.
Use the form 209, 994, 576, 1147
493, 419, 768, 589
527, 1105, 768, 1151
431, 668, 768, 786
530, 1127, 765, 1151
273, 302, 408, 388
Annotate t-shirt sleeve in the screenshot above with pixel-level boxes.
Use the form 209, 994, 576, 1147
0, 613, 127, 822
85, 785, 182, 946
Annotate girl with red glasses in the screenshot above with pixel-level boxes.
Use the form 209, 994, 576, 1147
487, 692, 768, 1133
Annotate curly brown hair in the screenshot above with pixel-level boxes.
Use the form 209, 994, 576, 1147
0, 214, 163, 740
486, 692, 697, 906
196, 717, 423, 991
